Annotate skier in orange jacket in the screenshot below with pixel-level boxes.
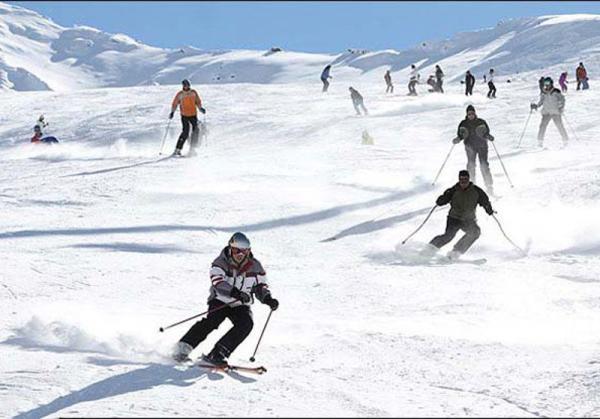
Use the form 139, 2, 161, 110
169, 79, 206, 156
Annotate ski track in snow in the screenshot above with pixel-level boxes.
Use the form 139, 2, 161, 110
1, 66, 600, 417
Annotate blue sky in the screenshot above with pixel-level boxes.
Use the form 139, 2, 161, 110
10, 1, 600, 53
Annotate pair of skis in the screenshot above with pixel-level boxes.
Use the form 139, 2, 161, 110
196, 362, 267, 375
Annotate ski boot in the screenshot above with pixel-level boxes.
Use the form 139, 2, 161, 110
446, 250, 461, 261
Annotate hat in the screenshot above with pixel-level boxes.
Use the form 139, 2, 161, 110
466, 104, 475, 113
459, 170, 470, 178
181, 79, 190, 87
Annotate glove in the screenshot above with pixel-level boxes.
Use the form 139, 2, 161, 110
200, 107, 206, 114
486, 208, 496, 215
487, 134, 494, 141
263, 295, 279, 311
230, 287, 251, 304
169, 111, 174, 119
530, 103, 538, 111
452, 137, 461, 144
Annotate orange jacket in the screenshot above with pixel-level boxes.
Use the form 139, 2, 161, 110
171, 89, 202, 117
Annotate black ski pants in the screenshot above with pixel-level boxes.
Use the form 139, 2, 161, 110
322, 78, 330, 92
487, 81, 496, 98
465, 144, 493, 190
430, 216, 481, 254
180, 299, 254, 356
465, 82, 474, 96
175, 115, 199, 152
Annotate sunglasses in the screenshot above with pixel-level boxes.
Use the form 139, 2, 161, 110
231, 247, 250, 256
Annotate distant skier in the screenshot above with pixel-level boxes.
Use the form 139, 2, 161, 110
559, 72, 568, 93
408, 64, 419, 96
384, 70, 394, 93
349, 86, 368, 115
172, 232, 279, 365
321, 64, 333, 92
453, 105, 495, 195
426, 75, 437, 92
530, 77, 568, 148
435, 65, 444, 93
487, 69, 496, 98
169, 79, 206, 157
576, 62, 588, 90
422, 170, 495, 260
30, 115, 58, 144
465, 70, 475, 96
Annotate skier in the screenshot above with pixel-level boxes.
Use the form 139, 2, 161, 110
426, 75, 437, 92
487, 69, 496, 98
559, 72, 568, 93
407, 64, 419, 96
172, 232, 279, 365
576, 62, 588, 90
435, 65, 444, 93
169, 79, 206, 157
465, 70, 475, 96
453, 105, 495, 195
321, 65, 333, 92
422, 170, 495, 260
384, 70, 394, 93
530, 77, 568, 148
349, 87, 368, 115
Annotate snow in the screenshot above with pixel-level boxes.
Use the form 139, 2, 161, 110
1, 2, 600, 418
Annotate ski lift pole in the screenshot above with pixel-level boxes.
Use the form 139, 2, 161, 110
432, 142, 456, 185
490, 140, 514, 188
516, 109, 533, 148
401, 205, 437, 245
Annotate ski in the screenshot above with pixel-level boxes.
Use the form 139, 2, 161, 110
196, 363, 267, 375
439, 257, 487, 265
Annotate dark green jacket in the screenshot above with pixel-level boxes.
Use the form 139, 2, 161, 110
436, 182, 493, 221
457, 117, 490, 149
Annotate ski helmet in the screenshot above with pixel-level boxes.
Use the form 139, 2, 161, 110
544, 77, 553, 86
229, 232, 251, 250
182, 79, 190, 87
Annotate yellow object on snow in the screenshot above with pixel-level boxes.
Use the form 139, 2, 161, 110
361, 130, 374, 145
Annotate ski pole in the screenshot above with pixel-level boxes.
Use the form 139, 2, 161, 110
490, 140, 514, 188
516, 109, 533, 148
159, 299, 238, 333
562, 113, 580, 142
432, 142, 456, 185
401, 204, 437, 245
492, 213, 526, 255
158, 118, 173, 156
203, 114, 208, 147
249, 308, 274, 362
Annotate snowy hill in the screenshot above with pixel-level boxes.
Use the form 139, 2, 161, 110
1, 3, 600, 418
2, 1, 600, 91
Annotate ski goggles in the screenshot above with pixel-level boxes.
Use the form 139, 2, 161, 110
231, 247, 250, 257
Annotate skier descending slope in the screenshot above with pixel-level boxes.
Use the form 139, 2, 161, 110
422, 170, 495, 261
172, 233, 279, 366
453, 105, 496, 196
531, 77, 569, 148
169, 79, 206, 157
349, 87, 368, 115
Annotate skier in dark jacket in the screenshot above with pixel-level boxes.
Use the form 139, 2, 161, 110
321, 65, 333, 92
172, 232, 279, 365
453, 105, 495, 195
465, 70, 475, 96
423, 170, 495, 260
435, 65, 444, 93
384, 70, 394, 93
349, 86, 368, 115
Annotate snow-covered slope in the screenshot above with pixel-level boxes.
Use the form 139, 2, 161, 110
1, 56, 600, 417
2, 1, 600, 91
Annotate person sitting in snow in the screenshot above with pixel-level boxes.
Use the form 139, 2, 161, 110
30, 116, 58, 144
